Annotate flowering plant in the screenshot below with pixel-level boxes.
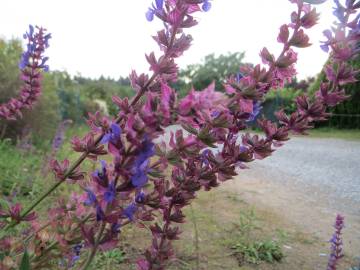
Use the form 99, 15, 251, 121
0, 0, 359, 269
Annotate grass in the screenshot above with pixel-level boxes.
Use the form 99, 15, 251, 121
249, 127, 360, 141
307, 127, 360, 140
228, 209, 284, 266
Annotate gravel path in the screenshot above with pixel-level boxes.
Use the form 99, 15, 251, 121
250, 137, 360, 214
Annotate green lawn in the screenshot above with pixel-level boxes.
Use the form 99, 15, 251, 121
306, 128, 360, 141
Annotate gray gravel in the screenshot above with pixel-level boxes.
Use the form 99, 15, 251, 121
251, 137, 360, 213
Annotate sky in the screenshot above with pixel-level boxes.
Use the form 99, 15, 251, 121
0, 0, 336, 80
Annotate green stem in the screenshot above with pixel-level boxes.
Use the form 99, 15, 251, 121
79, 222, 106, 270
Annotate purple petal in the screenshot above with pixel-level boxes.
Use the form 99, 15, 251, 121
111, 123, 121, 138
202, 1, 212, 12
100, 133, 111, 144
146, 9, 155, 21
155, 0, 163, 10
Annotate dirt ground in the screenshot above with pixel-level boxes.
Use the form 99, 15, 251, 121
114, 170, 358, 270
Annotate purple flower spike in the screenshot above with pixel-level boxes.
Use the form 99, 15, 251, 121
327, 214, 345, 270
1, 25, 51, 120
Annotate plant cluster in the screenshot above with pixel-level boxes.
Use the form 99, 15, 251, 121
0, 0, 359, 269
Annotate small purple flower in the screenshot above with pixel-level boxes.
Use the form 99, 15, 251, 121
135, 191, 146, 204
84, 189, 97, 206
68, 243, 83, 267
111, 223, 121, 234
100, 123, 122, 144
146, 0, 164, 22
92, 160, 109, 187
96, 205, 105, 221
131, 135, 155, 188
123, 203, 137, 221
200, 149, 211, 166
211, 110, 220, 118
132, 159, 150, 187
320, 30, 333, 52
333, 0, 347, 23
235, 72, 244, 83
104, 181, 116, 204
246, 101, 262, 122
202, 0, 212, 12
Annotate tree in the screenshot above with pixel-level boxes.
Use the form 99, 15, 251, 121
176, 52, 246, 96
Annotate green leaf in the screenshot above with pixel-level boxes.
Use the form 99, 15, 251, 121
19, 250, 31, 270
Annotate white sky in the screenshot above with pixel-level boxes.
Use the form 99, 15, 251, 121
0, 0, 336, 80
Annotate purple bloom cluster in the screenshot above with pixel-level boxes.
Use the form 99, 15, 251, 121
327, 214, 345, 270
19, 25, 51, 71
0, 25, 51, 120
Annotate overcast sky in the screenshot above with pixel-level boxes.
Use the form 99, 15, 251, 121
0, 0, 336, 80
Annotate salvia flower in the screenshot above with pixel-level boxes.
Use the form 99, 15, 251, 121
0, 25, 51, 120
123, 203, 137, 221
135, 191, 146, 204
146, 0, 164, 21
92, 160, 109, 187
100, 123, 122, 144
84, 189, 97, 206
131, 135, 155, 188
202, 0, 212, 12
327, 214, 345, 270
246, 102, 262, 122
68, 243, 84, 268
104, 181, 116, 204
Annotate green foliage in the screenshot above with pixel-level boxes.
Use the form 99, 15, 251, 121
232, 240, 284, 264
175, 52, 245, 96
93, 248, 126, 268
260, 88, 302, 122
228, 209, 284, 266
309, 57, 360, 129
0, 139, 42, 196
19, 250, 31, 270
73, 75, 134, 117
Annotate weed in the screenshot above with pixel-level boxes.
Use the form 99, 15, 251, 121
228, 209, 284, 266
93, 248, 126, 269
231, 240, 284, 265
